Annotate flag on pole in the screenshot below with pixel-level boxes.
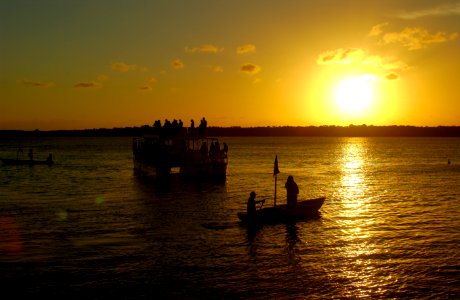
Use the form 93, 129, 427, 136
273, 155, 280, 176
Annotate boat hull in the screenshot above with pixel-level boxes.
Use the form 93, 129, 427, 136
132, 135, 227, 179
1, 158, 53, 166
237, 197, 325, 224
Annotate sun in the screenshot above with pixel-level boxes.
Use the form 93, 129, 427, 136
334, 75, 376, 116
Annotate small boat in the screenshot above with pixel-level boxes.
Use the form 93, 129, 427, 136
1, 158, 54, 166
237, 197, 325, 224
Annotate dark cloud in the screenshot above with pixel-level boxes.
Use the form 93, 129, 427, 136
74, 82, 100, 88
139, 86, 152, 91
393, 3, 460, 19
240, 63, 261, 75
20, 79, 54, 88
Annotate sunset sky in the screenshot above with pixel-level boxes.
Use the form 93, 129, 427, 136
1, 0, 459, 130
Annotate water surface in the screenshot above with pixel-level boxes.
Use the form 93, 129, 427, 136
1, 137, 459, 299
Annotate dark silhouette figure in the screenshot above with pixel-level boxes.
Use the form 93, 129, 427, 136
198, 117, 207, 137
448, 159, 451, 165
189, 119, 195, 136
153, 120, 162, 134
285, 176, 299, 212
247, 191, 265, 221
214, 140, 220, 154
47, 153, 53, 164
28, 149, 33, 161
223, 142, 228, 155
200, 141, 208, 159
209, 141, 216, 158
16, 146, 23, 160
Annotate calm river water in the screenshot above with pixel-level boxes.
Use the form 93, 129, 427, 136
1, 136, 459, 299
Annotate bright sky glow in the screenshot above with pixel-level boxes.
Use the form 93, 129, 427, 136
335, 75, 376, 116
1, 0, 459, 130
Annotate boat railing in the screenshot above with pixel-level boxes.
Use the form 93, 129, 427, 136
133, 134, 227, 166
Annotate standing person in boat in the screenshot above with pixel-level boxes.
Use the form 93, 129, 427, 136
46, 153, 53, 164
247, 191, 265, 221
28, 148, 33, 161
285, 175, 299, 212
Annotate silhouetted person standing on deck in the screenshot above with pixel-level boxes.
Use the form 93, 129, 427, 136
285, 175, 299, 212
190, 119, 195, 136
198, 117, 207, 137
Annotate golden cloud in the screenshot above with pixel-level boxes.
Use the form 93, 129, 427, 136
210, 65, 224, 73
236, 44, 256, 54
111, 62, 137, 72
380, 27, 458, 50
97, 74, 109, 81
317, 48, 367, 65
317, 48, 409, 79
369, 24, 458, 50
240, 63, 261, 75
185, 44, 224, 53
368, 23, 389, 37
171, 59, 185, 69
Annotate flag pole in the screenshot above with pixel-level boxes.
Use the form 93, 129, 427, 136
273, 155, 279, 207
274, 173, 277, 207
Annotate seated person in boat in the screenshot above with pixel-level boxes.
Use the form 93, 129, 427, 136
46, 153, 53, 163
285, 176, 299, 212
247, 191, 265, 220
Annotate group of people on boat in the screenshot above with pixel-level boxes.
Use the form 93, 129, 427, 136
200, 140, 228, 158
152, 119, 185, 137
246, 175, 299, 221
148, 117, 209, 139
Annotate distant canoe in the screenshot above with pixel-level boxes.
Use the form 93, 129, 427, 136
237, 197, 325, 224
0, 158, 53, 166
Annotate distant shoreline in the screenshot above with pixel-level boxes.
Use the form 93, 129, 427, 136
1, 125, 460, 137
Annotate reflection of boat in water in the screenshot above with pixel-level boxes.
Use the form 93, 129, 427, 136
237, 197, 325, 224
1, 158, 54, 166
132, 131, 228, 179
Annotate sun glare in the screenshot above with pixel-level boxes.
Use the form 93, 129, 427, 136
335, 75, 376, 116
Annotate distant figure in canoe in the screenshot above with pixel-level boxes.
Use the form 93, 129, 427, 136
247, 191, 265, 221
28, 149, 33, 161
285, 175, 299, 212
46, 153, 53, 164
223, 142, 228, 155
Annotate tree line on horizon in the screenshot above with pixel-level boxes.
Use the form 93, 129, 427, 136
1, 124, 460, 137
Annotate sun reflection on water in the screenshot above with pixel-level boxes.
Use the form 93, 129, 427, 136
329, 139, 391, 298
